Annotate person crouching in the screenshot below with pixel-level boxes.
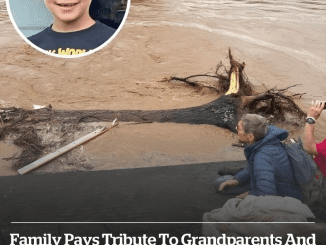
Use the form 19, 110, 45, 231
214, 114, 302, 200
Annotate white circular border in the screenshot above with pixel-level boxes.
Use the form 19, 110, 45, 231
6, 0, 131, 59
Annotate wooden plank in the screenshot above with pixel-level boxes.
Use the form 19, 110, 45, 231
18, 119, 118, 175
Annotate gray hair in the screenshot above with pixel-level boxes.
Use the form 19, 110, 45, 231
240, 114, 269, 141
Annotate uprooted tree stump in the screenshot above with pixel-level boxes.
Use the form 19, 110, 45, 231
160, 48, 306, 125
0, 49, 307, 171
165, 49, 254, 97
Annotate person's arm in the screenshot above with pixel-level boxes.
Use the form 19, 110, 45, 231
303, 101, 325, 155
304, 123, 318, 155
234, 166, 250, 184
219, 167, 248, 191
250, 152, 277, 196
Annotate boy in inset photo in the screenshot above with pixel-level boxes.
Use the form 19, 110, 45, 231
28, 0, 116, 55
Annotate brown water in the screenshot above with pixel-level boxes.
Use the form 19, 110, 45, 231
0, 0, 325, 109
127, 0, 326, 100
0, 141, 20, 176
0, 0, 326, 174
83, 122, 246, 171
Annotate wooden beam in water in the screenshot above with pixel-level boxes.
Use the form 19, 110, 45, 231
18, 119, 118, 175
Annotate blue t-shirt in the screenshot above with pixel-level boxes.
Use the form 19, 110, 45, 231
28, 21, 116, 55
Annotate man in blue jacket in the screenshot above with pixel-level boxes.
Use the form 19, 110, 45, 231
215, 114, 302, 200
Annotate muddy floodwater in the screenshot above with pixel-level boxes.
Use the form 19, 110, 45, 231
0, 0, 325, 175
1, 0, 325, 110
130, 0, 326, 97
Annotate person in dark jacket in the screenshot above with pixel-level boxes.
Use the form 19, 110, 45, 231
28, 0, 116, 56
214, 114, 302, 200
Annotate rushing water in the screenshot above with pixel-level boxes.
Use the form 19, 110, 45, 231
1, 0, 325, 109
131, 0, 326, 23
128, 0, 326, 80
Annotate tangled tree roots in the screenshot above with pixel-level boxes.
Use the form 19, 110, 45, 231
240, 85, 306, 125
162, 49, 306, 126
0, 49, 307, 170
164, 49, 254, 96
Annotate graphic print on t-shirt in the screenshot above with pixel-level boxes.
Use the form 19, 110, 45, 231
28, 21, 115, 56
46, 48, 88, 55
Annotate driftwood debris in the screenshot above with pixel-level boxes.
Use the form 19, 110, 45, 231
164, 49, 253, 96
0, 49, 307, 171
18, 120, 118, 175
240, 85, 306, 122
163, 49, 306, 124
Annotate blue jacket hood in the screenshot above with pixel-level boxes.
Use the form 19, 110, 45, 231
244, 125, 288, 158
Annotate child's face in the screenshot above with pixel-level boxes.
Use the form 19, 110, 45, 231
44, 0, 92, 23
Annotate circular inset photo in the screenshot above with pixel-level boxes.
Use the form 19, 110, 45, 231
6, 0, 130, 58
